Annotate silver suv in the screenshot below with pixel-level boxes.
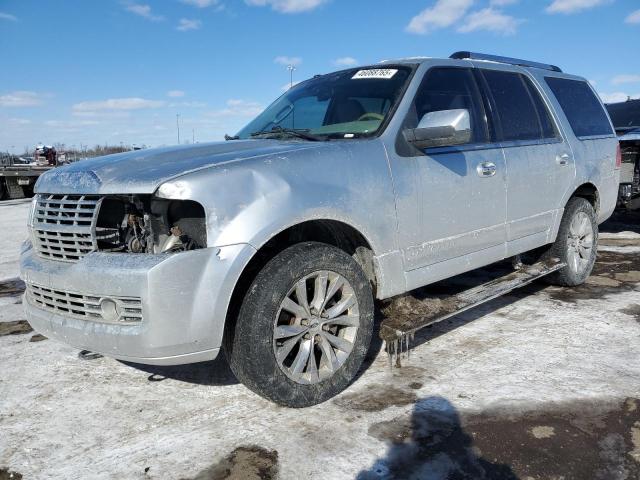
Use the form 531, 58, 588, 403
21, 52, 620, 406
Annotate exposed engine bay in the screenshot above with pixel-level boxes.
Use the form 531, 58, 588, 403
95, 195, 206, 254
618, 137, 640, 208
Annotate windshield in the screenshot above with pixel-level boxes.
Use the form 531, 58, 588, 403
236, 66, 413, 140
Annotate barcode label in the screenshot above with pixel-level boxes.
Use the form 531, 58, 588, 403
352, 69, 398, 80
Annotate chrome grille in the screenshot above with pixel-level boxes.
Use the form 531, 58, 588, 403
32, 194, 102, 262
26, 283, 143, 324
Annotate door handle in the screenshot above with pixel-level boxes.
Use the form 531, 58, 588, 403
557, 154, 570, 166
477, 162, 497, 177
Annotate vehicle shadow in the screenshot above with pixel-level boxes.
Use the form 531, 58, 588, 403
357, 395, 519, 480
121, 354, 239, 386
599, 208, 640, 234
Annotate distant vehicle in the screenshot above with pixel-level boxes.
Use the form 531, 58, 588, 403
0, 145, 59, 200
22, 52, 619, 406
606, 99, 640, 208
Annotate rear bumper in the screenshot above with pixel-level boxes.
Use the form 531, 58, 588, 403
20, 242, 256, 365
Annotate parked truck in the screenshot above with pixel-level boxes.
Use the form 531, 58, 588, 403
21, 52, 619, 407
0, 145, 58, 200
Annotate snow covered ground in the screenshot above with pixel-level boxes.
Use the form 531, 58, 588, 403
1, 201, 639, 479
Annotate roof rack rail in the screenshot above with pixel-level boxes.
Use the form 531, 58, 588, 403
450, 51, 562, 73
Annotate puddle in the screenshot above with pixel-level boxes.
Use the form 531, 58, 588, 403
0, 279, 25, 298
0, 321, 32, 337
0, 468, 23, 480
183, 446, 278, 480
363, 396, 640, 480
334, 384, 417, 412
548, 249, 640, 304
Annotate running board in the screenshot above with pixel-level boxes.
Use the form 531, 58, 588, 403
380, 258, 566, 365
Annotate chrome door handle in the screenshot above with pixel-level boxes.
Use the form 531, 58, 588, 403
477, 162, 497, 177
557, 154, 570, 166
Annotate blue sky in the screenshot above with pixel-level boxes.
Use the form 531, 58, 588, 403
1, 0, 639, 153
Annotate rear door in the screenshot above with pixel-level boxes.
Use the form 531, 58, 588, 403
478, 67, 574, 255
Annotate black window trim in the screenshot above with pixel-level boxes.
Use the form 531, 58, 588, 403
477, 68, 564, 149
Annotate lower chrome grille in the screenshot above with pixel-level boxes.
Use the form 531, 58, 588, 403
32, 194, 101, 262
27, 283, 143, 324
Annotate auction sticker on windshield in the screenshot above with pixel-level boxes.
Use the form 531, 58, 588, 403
352, 69, 398, 80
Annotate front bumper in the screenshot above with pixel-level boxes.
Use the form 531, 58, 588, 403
20, 242, 256, 365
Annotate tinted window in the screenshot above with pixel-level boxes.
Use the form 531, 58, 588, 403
545, 77, 614, 138
409, 67, 488, 144
482, 70, 549, 141
525, 78, 558, 139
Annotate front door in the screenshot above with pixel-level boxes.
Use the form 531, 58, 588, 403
386, 66, 507, 290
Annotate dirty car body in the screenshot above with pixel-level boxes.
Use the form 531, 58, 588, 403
21, 52, 619, 405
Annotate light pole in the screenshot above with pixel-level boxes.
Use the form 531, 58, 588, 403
287, 64, 296, 89
176, 114, 181, 144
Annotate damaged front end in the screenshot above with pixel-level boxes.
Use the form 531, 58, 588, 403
30, 193, 207, 262
95, 195, 206, 255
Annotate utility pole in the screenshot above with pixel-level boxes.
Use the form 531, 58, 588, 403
287, 64, 296, 89
176, 114, 181, 144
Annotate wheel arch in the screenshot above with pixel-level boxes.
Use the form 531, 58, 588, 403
570, 182, 600, 215
223, 219, 379, 348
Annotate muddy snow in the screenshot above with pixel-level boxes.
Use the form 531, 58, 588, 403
1, 200, 640, 479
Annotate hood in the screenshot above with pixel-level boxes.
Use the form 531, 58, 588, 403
35, 140, 323, 195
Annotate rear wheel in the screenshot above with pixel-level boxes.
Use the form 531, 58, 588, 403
546, 197, 598, 286
225, 242, 374, 407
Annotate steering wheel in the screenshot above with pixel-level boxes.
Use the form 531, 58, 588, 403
356, 112, 384, 122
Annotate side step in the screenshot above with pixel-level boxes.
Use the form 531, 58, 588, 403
380, 258, 566, 363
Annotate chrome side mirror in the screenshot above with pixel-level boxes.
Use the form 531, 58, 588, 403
403, 108, 472, 149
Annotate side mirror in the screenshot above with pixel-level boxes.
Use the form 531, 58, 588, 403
403, 109, 472, 149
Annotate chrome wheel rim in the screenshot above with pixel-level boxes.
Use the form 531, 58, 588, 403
567, 211, 594, 274
273, 270, 360, 385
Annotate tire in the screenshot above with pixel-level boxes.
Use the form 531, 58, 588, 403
546, 197, 598, 286
225, 242, 374, 407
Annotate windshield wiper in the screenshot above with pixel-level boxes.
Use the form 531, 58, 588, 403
224, 134, 240, 141
250, 127, 324, 142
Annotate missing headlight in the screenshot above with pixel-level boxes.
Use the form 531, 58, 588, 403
95, 195, 206, 254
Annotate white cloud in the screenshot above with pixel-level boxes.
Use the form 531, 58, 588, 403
124, 3, 164, 21
406, 0, 474, 34
458, 8, 521, 35
612, 75, 640, 86
490, 0, 518, 5
168, 101, 207, 108
598, 92, 640, 104
626, 9, 640, 24
180, 0, 219, 7
245, 0, 327, 14
72, 98, 166, 112
546, 0, 611, 14
274, 56, 302, 66
167, 90, 185, 98
177, 18, 202, 30
208, 99, 263, 118
44, 120, 100, 129
0, 91, 44, 107
334, 57, 359, 67
0, 12, 17, 21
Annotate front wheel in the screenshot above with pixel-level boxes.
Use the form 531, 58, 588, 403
546, 197, 598, 286
225, 242, 374, 407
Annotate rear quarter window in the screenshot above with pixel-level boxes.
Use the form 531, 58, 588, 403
545, 77, 614, 138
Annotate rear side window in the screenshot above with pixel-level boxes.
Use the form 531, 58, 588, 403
482, 70, 556, 142
545, 77, 614, 138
